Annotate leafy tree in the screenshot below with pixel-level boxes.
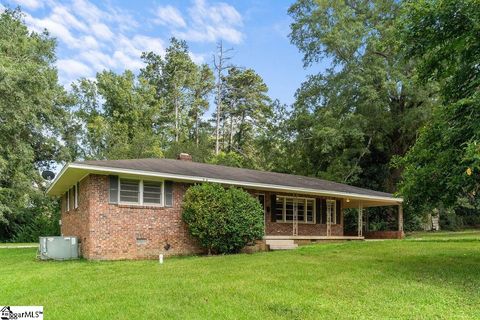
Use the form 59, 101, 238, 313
222, 67, 271, 152
208, 151, 244, 168
189, 64, 215, 146
287, 0, 434, 194
182, 183, 264, 254
397, 0, 480, 213
0, 9, 71, 240
73, 70, 163, 160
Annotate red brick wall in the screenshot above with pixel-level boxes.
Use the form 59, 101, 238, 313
61, 177, 91, 257
61, 174, 203, 260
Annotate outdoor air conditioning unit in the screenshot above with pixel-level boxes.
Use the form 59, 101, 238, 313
38, 236, 79, 260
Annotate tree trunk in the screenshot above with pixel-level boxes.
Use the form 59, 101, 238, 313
175, 95, 179, 142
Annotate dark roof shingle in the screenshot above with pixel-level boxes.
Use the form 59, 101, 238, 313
77, 158, 396, 199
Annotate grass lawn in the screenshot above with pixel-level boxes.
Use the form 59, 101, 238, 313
1, 231, 479, 319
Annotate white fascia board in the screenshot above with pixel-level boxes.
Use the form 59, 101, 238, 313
47, 163, 403, 203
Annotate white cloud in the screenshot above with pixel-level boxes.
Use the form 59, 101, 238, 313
57, 59, 93, 78
189, 52, 206, 64
169, 0, 244, 44
154, 5, 186, 28
91, 22, 113, 40
10, 0, 43, 10
13, 0, 243, 86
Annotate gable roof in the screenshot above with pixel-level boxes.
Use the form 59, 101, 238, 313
47, 158, 402, 204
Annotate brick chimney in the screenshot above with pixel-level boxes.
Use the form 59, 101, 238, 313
177, 153, 193, 161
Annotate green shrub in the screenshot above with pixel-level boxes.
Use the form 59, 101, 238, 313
182, 183, 264, 254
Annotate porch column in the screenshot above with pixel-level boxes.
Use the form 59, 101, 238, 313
398, 204, 404, 232
365, 210, 369, 233
358, 204, 363, 237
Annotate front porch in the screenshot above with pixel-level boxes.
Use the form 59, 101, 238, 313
256, 190, 403, 243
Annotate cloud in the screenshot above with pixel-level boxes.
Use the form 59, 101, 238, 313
11, 0, 242, 86
152, 0, 244, 44
57, 59, 93, 78
153, 5, 186, 28
10, 0, 43, 10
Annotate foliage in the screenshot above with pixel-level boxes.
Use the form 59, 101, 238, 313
0, 9, 71, 240
182, 183, 264, 254
397, 0, 480, 213
287, 0, 435, 194
73, 70, 163, 160
141, 38, 215, 144
208, 151, 244, 168
12, 194, 61, 242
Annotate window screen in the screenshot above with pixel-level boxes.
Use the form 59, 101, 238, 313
143, 180, 162, 204
120, 179, 140, 203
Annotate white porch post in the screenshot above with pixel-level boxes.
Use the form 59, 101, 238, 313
398, 204, 404, 233
358, 204, 363, 237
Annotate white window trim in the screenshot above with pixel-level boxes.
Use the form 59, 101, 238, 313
275, 196, 316, 224
118, 178, 164, 207
66, 190, 70, 212
74, 183, 78, 209
326, 199, 337, 225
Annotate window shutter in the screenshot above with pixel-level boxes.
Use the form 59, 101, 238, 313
316, 198, 322, 224
336, 199, 342, 225
321, 199, 327, 224
270, 194, 276, 222
165, 181, 173, 207
109, 175, 119, 204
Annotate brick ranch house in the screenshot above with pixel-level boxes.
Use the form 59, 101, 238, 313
46, 154, 404, 260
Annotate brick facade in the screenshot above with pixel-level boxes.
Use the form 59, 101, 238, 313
61, 174, 203, 260
61, 175, 345, 260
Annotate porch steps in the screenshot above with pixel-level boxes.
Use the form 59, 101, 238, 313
266, 239, 298, 251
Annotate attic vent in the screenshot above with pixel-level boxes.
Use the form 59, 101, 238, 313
177, 153, 192, 161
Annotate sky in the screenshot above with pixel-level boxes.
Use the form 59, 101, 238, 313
1, 0, 326, 106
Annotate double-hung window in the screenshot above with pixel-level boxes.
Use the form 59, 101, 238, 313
119, 178, 163, 206
275, 196, 315, 223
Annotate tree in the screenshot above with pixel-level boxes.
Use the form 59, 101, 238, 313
0, 9, 71, 240
73, 70, 163, 160
182, 183, 264, 254
213, 41, 233, 155
189, 64, 215, 146
287, 0, 434, 193
396, 0, 480, 213
222, 67, 271, 153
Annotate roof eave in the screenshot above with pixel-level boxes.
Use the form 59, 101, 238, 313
47, 163, 403, 203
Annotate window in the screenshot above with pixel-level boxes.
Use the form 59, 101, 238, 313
120, 179, 140, 203
275, 196, 315, 223
143, 180, 162, 204
117, 178, 164, 206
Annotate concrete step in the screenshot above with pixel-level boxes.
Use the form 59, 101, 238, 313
265, 239, 295, 246
269, 244, 298, 250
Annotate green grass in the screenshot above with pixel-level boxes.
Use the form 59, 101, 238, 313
0, 242, 38, 248
406, 229, 480, 241
1, 233, 479, 319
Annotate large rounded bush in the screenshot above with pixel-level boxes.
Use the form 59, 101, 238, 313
182, 183, 264, 254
